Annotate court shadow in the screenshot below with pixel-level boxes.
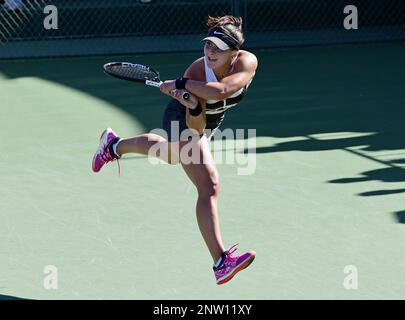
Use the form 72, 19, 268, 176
329, 167, 405, 199
0, 294, 26, 300
253, 133, 382, 154
393, 211, 405, 224
391, 159, 405, 164
358, 189, 405, 197
329, 167, 405, 184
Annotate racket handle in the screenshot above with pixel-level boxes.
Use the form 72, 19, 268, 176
182, 92, 190, 100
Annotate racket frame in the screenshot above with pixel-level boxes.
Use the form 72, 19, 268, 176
103, 62, 190, 100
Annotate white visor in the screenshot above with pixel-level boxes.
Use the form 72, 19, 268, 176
202, 36, 230, 51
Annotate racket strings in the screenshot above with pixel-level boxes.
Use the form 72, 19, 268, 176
110, 65, 159, 82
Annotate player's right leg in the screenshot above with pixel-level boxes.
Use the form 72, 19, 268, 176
92, 127, 121, 173
92, 99, 185, 173
116, 133, 180, 164
91, 129, 178, 173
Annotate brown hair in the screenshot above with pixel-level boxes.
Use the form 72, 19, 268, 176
207, 15, 245, 48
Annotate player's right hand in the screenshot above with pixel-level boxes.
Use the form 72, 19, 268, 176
169, 89, 199, 110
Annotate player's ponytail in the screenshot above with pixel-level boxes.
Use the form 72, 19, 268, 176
207, 15, 245, 48
207, 15, 243, 30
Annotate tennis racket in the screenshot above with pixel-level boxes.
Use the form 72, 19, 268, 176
103, 62, 190, 100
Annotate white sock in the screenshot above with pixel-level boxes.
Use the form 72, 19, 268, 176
112, 139, 122, 157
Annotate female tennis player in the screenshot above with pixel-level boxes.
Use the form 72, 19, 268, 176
92, 15, 258, 285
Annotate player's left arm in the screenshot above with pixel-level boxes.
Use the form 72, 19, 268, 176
165, 59, 207, 135
185, 52, 258, 101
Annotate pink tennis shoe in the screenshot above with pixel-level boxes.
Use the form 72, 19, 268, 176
214, 244, 256, 285
92, 128, 121, 173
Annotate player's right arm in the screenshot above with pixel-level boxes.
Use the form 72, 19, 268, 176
183, 59, 206, 135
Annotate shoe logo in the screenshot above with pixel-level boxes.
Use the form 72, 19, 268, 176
213, 31, 226, 37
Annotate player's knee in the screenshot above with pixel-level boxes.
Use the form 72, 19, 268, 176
197, 175, 220, 198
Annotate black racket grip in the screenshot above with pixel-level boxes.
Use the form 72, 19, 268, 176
182, 92, 190, 100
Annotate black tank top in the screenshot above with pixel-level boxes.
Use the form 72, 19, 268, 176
203, 56, 251, 130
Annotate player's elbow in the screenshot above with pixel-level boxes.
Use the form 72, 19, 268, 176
211, 85, 228, 100
215, 84, 236, 100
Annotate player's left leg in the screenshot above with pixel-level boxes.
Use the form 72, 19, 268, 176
179, 135, 256, 285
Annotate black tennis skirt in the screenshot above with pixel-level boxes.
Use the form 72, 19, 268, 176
162, 99, 225, 142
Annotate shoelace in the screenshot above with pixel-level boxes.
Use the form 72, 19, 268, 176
215, 244, 239, 271
225, 243, 239, 257
100, 148, 121, 176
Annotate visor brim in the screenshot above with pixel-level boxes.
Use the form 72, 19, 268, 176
202, 36, 231, 51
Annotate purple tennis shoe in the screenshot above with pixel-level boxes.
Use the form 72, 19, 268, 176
92, 128, 121, 174
213, 244, 256, 285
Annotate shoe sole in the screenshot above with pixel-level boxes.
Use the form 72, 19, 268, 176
92, 129, 108, 173
217, 252, 256, 285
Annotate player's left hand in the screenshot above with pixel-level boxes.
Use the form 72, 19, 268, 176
160, 80, 176, 96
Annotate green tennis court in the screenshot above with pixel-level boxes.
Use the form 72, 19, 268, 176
1, 42, 405, 299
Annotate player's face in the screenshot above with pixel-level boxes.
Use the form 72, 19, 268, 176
204, 40, 234, 69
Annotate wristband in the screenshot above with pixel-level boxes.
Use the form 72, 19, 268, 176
175, 77, 189, 90
189, 102, 203, 116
